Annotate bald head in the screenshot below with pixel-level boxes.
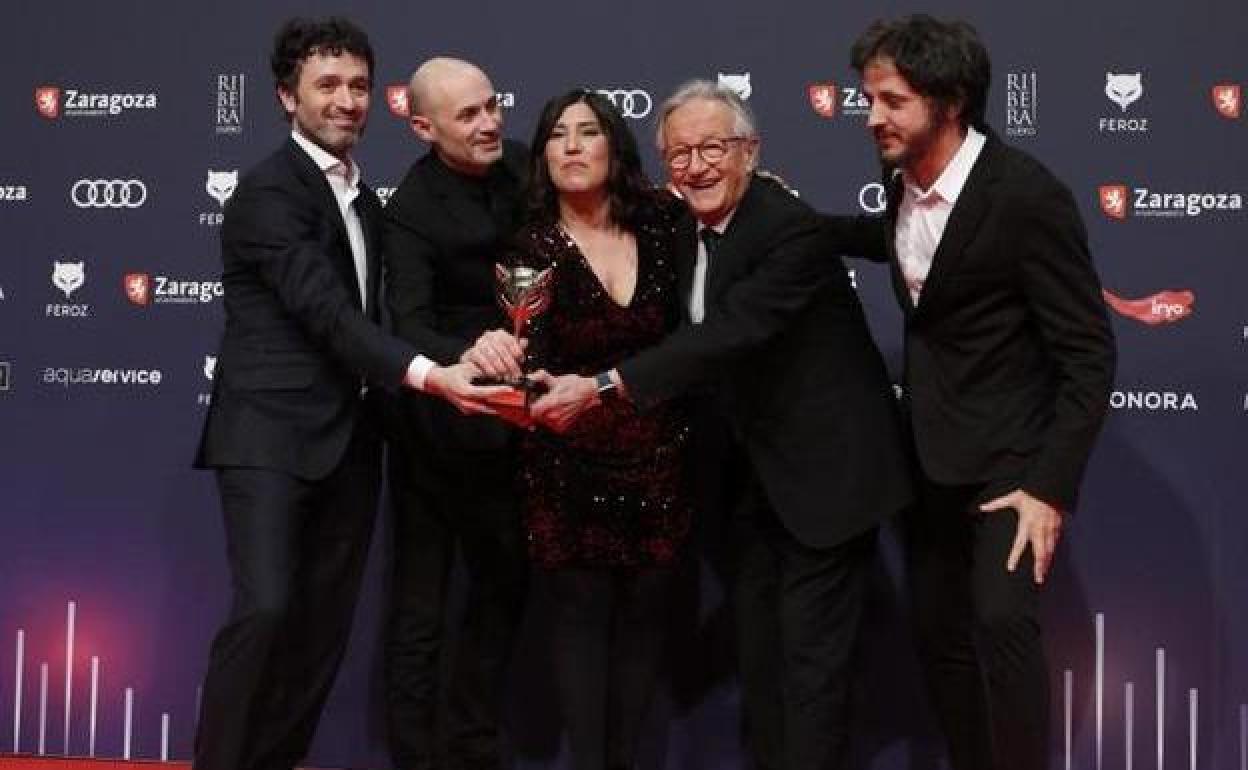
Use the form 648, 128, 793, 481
405, 57, 503, 176
408, 57, 489, 116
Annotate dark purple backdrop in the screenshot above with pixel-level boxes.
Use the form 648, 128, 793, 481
2, 1, 1245, 767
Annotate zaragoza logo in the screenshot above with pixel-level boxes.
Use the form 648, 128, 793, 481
808, 83, 837, 117
1099, 185, 1129, 219
386, 84, 409, 118
35, 86, 60, 119
1212, 83, 1241, 119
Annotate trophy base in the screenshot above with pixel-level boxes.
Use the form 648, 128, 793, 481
475, 375, 548, 429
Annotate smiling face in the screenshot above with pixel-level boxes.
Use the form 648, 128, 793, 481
661, 97, 757, 227
278, 51, 371, 161
411, 64, 503, 177
544, 101, 610, 196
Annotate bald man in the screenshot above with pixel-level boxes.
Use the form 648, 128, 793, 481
382, 58, 530, 770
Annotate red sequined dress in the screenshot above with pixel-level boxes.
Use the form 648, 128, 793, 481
509, 200, 691, 568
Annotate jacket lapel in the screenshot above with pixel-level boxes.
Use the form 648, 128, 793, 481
883, 168, 914, 317
285, 139, 364, 311
357, 187, 383, 320
911, 136, 999, 316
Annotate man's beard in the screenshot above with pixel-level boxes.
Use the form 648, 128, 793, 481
875, 107, 948, 174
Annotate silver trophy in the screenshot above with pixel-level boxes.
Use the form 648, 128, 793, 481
485, 264, 554, 420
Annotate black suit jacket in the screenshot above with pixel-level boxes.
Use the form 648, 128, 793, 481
195, 139, 417, 480
877, 133, 1116, 510
618, 175, 914, 549
383, 140, 529, 451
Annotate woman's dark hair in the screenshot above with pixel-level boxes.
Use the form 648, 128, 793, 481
270, 17, 374, 116
850, 14, 991, 132
526, 89, 652, 229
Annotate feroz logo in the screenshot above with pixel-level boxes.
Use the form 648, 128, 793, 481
859, 182, 888, 214
718, 73, 752, 100
1103, 288, 1195, 325
1212, 83, 1241, 119
0, 185, 28, 202
52, 261, 85, 299
71, 179, 147, 209
48, 261, 90, 317
1099, 185, 1128, 219
35, 86, 60, 118
1105, 73, 1143, 111
596, 89, 652, 119
808, 83, 837, 117
386, 84, 409, 118
205, 170, 238, 206
215, 74, 245, 134
0, 362, 10, 391
1005, 71, 1038, 137
124, 273, 151, 306
1099, 72, 1148, 133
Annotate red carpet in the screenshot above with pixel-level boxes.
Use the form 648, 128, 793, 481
0, 759, 189, 769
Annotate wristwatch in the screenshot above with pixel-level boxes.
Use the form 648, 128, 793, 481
594, 371, 618, 400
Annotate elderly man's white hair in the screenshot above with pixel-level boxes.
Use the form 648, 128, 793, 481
654, 79, 758, 150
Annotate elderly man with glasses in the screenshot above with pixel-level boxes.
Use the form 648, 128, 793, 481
531, 80, 914, 770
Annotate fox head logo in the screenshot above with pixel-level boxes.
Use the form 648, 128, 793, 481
52, 261, 85, 298
205, 170, 238, 207
718, 73, 752, 101
1105, 73, 1143, 112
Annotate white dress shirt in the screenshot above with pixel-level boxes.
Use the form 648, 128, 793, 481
290, 130, 435, 390
894, 126, 986, 305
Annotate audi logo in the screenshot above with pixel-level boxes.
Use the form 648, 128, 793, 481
595, 89, 652, 119
858, 182, 887, 214
71, 179, 147, 208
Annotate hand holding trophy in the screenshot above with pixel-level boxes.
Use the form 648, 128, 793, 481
475, 263, 554, 426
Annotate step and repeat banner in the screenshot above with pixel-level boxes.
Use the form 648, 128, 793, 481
1, 1, 1245, 768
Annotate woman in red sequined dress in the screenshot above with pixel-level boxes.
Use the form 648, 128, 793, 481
508, 89, 689, 770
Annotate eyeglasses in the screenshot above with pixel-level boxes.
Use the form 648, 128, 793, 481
663, 136, 755, 170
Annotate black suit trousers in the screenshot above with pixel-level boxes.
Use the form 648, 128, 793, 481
193, 415, 381, 770
384, 434, 528, 770
730, 461, 875, 770
904, 478, 1049, 770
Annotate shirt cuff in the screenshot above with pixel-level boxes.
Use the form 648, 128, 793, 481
404, 355, 437, 391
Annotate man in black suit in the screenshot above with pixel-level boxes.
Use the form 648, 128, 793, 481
193, 20, 500, 770
381, 57, 530, 770
528, 81, 914, 770
850, 16, 1116, 770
